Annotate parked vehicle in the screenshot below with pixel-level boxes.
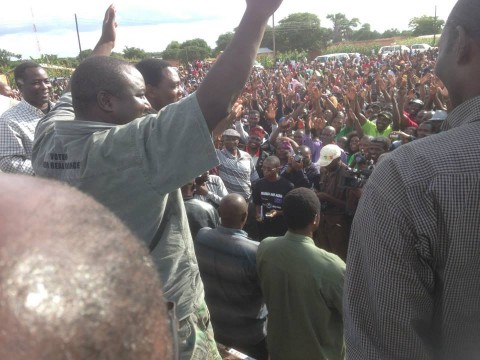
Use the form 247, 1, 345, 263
315, 53, 349, 64
378, 45, 410, 58
411, 43, 432, 53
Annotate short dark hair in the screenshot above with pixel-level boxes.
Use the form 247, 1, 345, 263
445, 0, 480, 49
283, 188, 320, 231
71, 56, 134, 115
135, 58, 172, 86
14, 61, 42, 86
370, 136, 391, 151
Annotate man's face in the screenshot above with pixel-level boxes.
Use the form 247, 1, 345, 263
18, 67, 51, 109
417, 122, 433, 138
111, 68, 151, 125
222, 135, 239, 153
262, 160, 279, 181
247, 135, 261, 150
368, 143, 386, 163
147, 67, 183, 111
331, 115, 344, 132
293, 131, 304, 145
320, 127, 335, 144
406, 102, 422, 116
375, 115, 391, 132
299, 147, 312, 166
248, 112, 260, 128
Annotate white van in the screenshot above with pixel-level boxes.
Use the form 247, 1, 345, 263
378, 45, 410, 58
315, 53, 349, 64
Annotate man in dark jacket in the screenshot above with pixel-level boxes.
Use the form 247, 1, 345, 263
195, 194, 268, 360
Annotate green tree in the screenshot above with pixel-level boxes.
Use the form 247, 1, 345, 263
0, 49, 21, 67
327, 13, 360, 43
214, 32, 234, 54
408, 15, 445, 36
352, 23, 381, 41
77, 49, 93, 61
162, 39, 211, 63
267, 13, 327, 52
123, 46, 147, 60
162, 41, 182, 60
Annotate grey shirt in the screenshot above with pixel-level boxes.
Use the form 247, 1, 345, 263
32, 93, 218, 321
345, 95, 480, 359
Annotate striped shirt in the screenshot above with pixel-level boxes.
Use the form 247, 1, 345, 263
0, 99, 52, 174
216, 148, 258, 200
345, 95, 480, 359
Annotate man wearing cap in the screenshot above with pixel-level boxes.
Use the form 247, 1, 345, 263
216, 128, 259, 200
357, 110, 394, 138
314, 144, 351, 260
246, 126, 270, 178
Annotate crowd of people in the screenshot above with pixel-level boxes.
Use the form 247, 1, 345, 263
1, 0, 480, 359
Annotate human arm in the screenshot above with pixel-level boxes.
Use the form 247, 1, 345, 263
344, 158, 435, 359
196, 0, 283, 131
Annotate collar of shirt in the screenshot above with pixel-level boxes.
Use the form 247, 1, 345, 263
284, 230, 315, 245
245, 146, 261, 158
443, 95, 480, 131
221, 148, 248, 160
217, 225, 249, 238
19, 98, 54, 118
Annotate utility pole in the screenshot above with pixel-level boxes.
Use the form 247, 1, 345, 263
272, 13, 276, 66
75, 14, 82, 54
433, 5, 437, 46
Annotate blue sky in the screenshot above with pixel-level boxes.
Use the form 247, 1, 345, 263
0, 0, 457, 59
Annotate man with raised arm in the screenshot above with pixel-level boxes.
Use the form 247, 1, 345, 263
32, 1, 283, 358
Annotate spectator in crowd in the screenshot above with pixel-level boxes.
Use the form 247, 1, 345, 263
345, 0, 480, 358
314, 144, 351, 260
0, 62, 53, 174
367, 136, 391, 164
0, 174, 173, 360
32, 0, 284, 358
181, 180, 219, 239
245, 126, 270, 178
257, 187, 345, 360
416, 121, 434, 139
253, 155, 294, 239
193, 171, 228, 208
0, 81, 18, 116
195, 194, 268, 360
216, 128, 259, 200
282, 145, 320, 189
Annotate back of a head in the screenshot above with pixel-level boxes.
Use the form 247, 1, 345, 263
135, 58, 171, 86
218, 193, 248, 228
71, 56, 133, 116
0, 174, 173, 360
447, 0, 480, 39
14, 61, 42, 88
283, 188, 320, 231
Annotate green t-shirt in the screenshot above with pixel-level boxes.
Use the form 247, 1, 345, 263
32, 93, 218, 321
257, 231, 346, 360
362, 119, 392, 138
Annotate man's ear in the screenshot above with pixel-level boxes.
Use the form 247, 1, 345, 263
97, 90, 115, 112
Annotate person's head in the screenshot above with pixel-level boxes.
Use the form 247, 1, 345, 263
135, 58, 183, 111
282, 188, 320, 233
0, 174, 173, 360
71, 56, 151, 125
344, 132, 359, 154
298, 145, 312, 166
435, 0, 480, 108
218, 193, 248, 229
318, 144, 342, 171
0, 81, 14, 98
320, 126, 336, 145
336, 136, 348, 151
417, 121, 434, 138
275, 139, 292, 161
375, 111, 393, 132
14, 61, 51, 109
247, 126, 266, 150
359, 135, 373, 153
293, 129, 305, 144
247, 110, 260, 128
331, 112, 345, 133
406, 99, 424, 116
368, 137, 391, 163
323, 109, 334, 122
416, 110, 435, 124
181, 180, 195, 198
262, 155, 281, 181
221, 128, 241, 153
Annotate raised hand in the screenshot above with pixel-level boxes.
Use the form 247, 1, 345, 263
246, 0, 283, 19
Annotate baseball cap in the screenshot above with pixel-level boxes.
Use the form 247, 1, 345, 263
222, 129, 241, 138
409, 99, 425, 107
318, 144, 342, 167
429, 110, 447, 121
